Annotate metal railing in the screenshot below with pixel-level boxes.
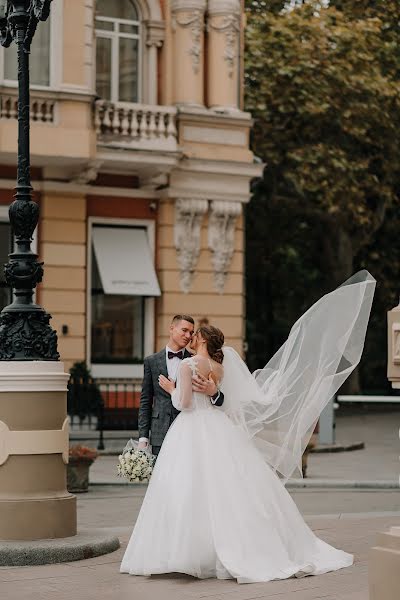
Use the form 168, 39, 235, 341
67, 376, 105, 450
67, 376, 142, 450
97, 379, 141, 432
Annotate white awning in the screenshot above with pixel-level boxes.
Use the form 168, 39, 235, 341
92, 227, 161, 296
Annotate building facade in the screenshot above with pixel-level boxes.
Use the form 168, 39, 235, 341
0, 0, 260, 415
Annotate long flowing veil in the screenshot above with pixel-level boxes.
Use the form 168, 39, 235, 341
220, 270, 376, 481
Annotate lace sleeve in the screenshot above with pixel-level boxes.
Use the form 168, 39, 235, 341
171, 360, 193, 411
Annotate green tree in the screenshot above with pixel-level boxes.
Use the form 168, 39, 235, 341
245, 0, 287, 15
330, 0, 400, 394
245, 2, 400, 387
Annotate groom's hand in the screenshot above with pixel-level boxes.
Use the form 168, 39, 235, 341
192, 373, 217, 396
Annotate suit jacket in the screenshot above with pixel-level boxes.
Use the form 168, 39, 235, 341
138, 348, 224, 447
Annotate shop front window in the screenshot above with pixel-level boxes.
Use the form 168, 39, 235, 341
90, 224, 160, 367
91, 246, 144, 364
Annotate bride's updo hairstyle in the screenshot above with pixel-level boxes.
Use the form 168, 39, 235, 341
197, 325, 224, 364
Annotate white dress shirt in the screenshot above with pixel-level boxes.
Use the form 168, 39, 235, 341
165, 345, 183, 382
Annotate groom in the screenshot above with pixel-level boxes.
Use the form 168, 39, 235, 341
138, 314, 224, 456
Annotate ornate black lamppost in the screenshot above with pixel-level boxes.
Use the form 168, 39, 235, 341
0, 0, 58, 361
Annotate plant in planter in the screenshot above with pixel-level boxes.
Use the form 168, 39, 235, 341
67, 445, 98, 493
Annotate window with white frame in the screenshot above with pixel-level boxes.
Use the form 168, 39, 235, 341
3, 19, 51, 87
89, 222, 160, 372
0, 216, 12, 311
91, 248, 145, 364
95, 0, 141, 103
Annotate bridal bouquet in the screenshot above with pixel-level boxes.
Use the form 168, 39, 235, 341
117, 439, 156, 483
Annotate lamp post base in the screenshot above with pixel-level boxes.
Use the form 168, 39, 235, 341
0, 495, 76, 541
0, 361, 77, 541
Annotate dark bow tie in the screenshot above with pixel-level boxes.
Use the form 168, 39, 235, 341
168, 350, 184, 360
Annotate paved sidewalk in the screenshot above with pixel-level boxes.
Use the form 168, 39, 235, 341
1, 411, 399, 599
89, 411, 400, 486
1, 483, 399, 600
306, 410, 400, 482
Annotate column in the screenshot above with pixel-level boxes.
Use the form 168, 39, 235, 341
0, 362, 76, 540
207, 0, 241, 110
171, 0, 207, 106
147, 42, 159, 105
145, 20, 165, 105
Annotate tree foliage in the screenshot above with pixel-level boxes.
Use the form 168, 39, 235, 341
245, 0, 400, 389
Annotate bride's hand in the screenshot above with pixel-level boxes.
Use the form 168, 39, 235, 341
158, 375, 175, 395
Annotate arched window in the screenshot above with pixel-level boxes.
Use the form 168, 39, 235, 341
95, 0, 141, 103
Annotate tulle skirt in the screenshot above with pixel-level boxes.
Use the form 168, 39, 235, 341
120, 407, 353, 583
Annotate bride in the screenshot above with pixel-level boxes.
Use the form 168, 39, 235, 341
120, 271, 375, 583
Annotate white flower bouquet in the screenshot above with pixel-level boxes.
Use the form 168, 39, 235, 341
117, 439, 156, 483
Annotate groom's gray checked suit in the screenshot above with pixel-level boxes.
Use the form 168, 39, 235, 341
138, 348, 224, 456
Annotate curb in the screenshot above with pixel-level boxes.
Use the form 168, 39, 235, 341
88, 479, 400, 490
310, 441, 365, 453
286, 479, 400, 489
0, 529, 120, 567
76, 441, 368, 456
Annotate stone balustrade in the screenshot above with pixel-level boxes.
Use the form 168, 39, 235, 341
94, 100, 178, 152
0, 94, 55, 123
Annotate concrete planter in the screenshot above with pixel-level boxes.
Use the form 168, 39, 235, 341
67, 457, 95, 493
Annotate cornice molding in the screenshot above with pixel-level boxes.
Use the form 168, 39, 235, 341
208, 0, 241, 16
171, 0, 207, 12
145, 19, 165, 47
177, 106, 253, 128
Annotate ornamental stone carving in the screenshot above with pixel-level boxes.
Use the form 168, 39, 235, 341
174, 198, 208, 293
171, 0, 207, 74
208, 200, 242, 293
145, 19, 165, 48
208, 0, 240, 78
71, 160, 103, 185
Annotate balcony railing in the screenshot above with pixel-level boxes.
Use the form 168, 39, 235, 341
0, 93, 55, 123
94, 100, 178, 152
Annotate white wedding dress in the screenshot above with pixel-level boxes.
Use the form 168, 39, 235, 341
120, 271, 376, 583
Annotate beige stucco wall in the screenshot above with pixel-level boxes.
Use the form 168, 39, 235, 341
0, 100, 94, 164
156, 198, 245, 353
62, 0, 93, 90
39, 193, 87, 371
0, 0, 257, 367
